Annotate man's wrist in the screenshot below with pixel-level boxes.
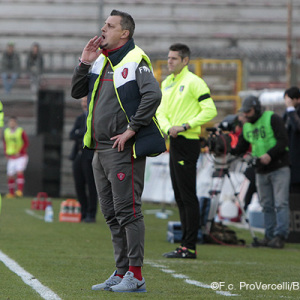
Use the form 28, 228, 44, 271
182, 123, 188, 131
78, 57, 92, 66
127, 124, 136, 132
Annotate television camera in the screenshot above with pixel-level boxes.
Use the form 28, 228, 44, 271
204, 114, 240, 157
202, 114, 259, 246
205, 127, 232, 157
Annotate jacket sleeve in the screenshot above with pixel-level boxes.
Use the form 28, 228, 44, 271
156, 80, 172, 134
287, 109, 300, 132
188, 78, 217, 128
71, 63, 91, 99
267, 114, 289, 159
129, 60, 162, 132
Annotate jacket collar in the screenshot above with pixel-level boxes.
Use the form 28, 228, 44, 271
171, 65, 189, 81
105, 39, 135, 66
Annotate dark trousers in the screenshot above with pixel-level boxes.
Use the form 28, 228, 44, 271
290, 183, 300, 194
244, 166, 257, 211
169, 136, 200, 250
72, 150, 98, 219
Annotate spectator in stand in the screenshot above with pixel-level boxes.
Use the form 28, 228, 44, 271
26, 42, 44, 92
3, 116, 29, 198
1, 42, 21, 94
283, 86, 300, 194
69, 96, 98, 223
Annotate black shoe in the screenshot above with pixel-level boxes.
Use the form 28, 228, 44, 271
267, 236, 285, 249
163, 247, 196, 259
253, 237, 270, 247
84, 217, 96, 223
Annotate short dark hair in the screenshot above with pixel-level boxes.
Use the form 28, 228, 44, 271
169, 43, 191, 60
110, 10, 135, 40
9, 116, 18, 123
284, 86, 300, 99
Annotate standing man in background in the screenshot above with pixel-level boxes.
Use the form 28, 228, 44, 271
157, 43, 217, 259
283, 86, 300, 194
3, 116, 29, 198
71, 9, 164, 293
232, 96, 290, 249
69, 96, 98, 223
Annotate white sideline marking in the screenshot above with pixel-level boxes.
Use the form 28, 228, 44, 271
144, 209, 173, 215
0, 250, 61, 300
145, 260, 239, 297
25, 209, 44, 220
161, 268, 175, 273
172, 274, 189, 279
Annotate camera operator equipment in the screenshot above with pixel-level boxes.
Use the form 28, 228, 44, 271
203, 125, 259, 246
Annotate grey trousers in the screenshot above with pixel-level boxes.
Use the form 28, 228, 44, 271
92, 147, 146, 274
256, 166, 290, 240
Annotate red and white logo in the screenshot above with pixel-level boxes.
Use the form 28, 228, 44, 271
121, 68, 128, 79
117, 172, 126, 181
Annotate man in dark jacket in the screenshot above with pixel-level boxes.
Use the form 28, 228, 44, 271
283, 87, 300, 194
232, 96, 290, 249
71, 9, 164, 293
1, 42, 21, 94
69, 96, 98, 223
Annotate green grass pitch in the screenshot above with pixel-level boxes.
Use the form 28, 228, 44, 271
0, 197, 299, 299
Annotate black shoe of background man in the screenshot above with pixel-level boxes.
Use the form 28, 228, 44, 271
267, 236, 285, 249
163, 247, 196, 259
253, 237, 270, 247
84, 216, 96, 223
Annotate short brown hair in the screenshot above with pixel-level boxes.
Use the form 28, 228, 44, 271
110, 10, 135, 40
169, 43, 191, 60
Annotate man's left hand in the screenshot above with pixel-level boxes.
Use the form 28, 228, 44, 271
169, 125, 188, 138
111, 130, 136, 152
259, 153, 271, 165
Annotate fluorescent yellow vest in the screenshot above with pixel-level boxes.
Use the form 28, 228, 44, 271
243, 111, 277, 157
4, 127, 24, 155
84, 46, 165, 158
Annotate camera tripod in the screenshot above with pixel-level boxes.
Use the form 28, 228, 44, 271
204, 154, 259, 246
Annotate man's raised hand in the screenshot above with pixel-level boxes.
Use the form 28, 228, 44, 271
80, 36, 103, 64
